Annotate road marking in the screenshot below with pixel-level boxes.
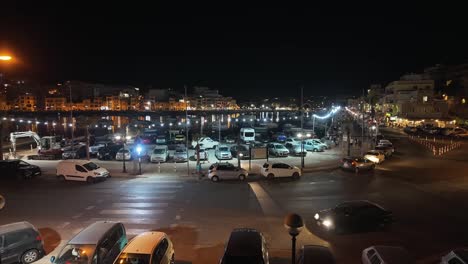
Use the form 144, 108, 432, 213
126, 228, 153, 236
248, 182, 283, 216
112, 202, 168, 208
57, 222, 70, 229
100, 209, 164, 215
85, 205, 95, 210
121, 195, 176, 200
71, 213, 83, 219
86, 218, 159, 225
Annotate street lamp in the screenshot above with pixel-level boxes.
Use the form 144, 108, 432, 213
136, 145, 142, 175
0, 55, 12, 61
284, 213, 304, 264
0, 54, 13, 161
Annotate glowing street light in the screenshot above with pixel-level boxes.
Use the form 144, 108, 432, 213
0, 55, 12, 61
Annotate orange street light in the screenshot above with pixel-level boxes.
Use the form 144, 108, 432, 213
0, 55, 12, 61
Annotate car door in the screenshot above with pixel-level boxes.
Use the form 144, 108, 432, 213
1, 231, 30, 264
225, 165, 239, 179
68, 164, 89, 181
271, 163, 282, 176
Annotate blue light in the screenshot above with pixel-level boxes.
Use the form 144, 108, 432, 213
136, 145, 143, 155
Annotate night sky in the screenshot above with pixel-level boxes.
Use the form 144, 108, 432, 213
1, 3, 467, 100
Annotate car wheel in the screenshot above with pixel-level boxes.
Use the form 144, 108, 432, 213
292, 172, 300, 179
313, 148, 318, 152
86, 176, 95, 184
211, 176, 219, 182
239, 174, 246, 181
58, 175, 66, 181
21, 249, 39, 264
267, 173, 274, 180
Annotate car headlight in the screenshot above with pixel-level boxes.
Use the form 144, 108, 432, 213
314, 213, 319, 220
323, 219, 333, 228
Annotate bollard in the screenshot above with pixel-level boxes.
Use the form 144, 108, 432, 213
432, 146, 436, 155
31, 144, 33, 152
158, 162, 161, 173
433, 137, 436, 142
174, 161, 177, 172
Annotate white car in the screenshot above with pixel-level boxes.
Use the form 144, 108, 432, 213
56, 160, 110, 183
192, 137, 219, 149
151, 145, 169, 162
378, 139, 392, 145
309, 139, 329, 149
115, 148, 132, 161
364, 150, 385, 164
215, 145, 232, 160
261, 162, 301, 179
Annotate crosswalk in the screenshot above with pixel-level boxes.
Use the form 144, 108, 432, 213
79, 177, 185, 237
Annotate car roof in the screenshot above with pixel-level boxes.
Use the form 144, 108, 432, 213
59, 160, 93, 166
69, 221, 120, 245
453, 249, 468, 262
300, 245, 335, 264
225, 228, 263, 256
122, 232, 166, 254
0, 221, 36, 234
367, 246, 412, 263
338, 200, 385, 210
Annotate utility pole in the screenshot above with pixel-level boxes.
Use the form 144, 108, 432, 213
122, 125, 127, 173
185, 86, 189, 176
361, 88, 365, 156
300, 86, 304, 170
69, 85, 74, 152
86, 125, 90, 160
218, 115, 221, 142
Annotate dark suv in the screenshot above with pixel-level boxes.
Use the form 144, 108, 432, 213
0, 221, 45, 264
0, 160, 41, 180
220, 228, 269, 264
97, 144, 123, 160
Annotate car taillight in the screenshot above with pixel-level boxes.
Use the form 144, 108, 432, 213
352, 161, 357, 167
35, 235, 42, 241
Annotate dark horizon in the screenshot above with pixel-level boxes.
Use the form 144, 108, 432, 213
1, 3, 468, 100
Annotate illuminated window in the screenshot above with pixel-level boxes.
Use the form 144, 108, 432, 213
423, 96, 428, 102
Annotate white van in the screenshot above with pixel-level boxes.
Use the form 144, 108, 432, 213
151, 145, 169, 162
56, 160, 110, 183
240, 128, 255, 142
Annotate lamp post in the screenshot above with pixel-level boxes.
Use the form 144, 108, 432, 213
284, 213, 304, 264
297, 133, 304, 171
0, 55, 13, 161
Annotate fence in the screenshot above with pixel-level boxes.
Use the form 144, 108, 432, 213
408, 135, 463, 156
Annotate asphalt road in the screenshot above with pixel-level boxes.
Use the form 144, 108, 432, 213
1, 130, 468, 264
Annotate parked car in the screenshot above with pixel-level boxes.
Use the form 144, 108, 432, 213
220, 228, 269, 264
377, 142, 395, 153
240, 128, 256, 142
156, 135, 167, 145
374, 146, 393, 158
51, 221, 127, 264
114, 231, 174, 264
230, 145, 250, 159
261, 162, 301, 179
215, 145, 232, 160
378, 139, 392, 145
285, 142, 307, 156
115, 148, 132, 161
314, 200, 393, 233
62, 145, 87, 159
194, 147, 208, 160
285, 137, 301, 144
362, 246, 413, 264
56, 160, 110, 183
309, 139, 329, 150
267, 143, 289, 157
173, 147, 188, 162
208, 162, 248, 182
0, 160, 41, 180
364, 150, 385, 164
340, 157, 375, 172
89, 141, 112, 157
0, 222, 45, 264
174, 134, 186, 143
441, 249, 468, 264
151, 145, 169, 163
223, 135, 236, 144
297, 245, 335, 264
303, 139, 325, 152
273, 133, 287, 143
97, 144, 123, 160
191, 137, 219, 149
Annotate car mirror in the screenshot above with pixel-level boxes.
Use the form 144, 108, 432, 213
50, 256, 56, 263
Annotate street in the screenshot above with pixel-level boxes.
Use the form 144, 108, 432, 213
1, 131, 468, 264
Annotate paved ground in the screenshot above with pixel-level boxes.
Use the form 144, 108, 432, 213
1, 130, 468, 263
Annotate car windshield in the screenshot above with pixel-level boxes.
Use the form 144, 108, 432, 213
153, 149, 165, 154
55, 244, 96, 264
219, 147, 229, 151
366, 152, 377, 156
263, 163, 269, 168
119, 149, 130, 153
82, 162, 99, 171
18, 160, 30, 166
223, 256, 264, 264
116, 253, 150, 264
276, 145, 286, 149
175, 149, 186, 153
245, 132, 254, 137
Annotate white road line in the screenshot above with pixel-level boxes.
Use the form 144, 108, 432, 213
57, 222, 70, 229
112, 202, 168, 208
126, 228, 153, 236
86, 218, 159, 225
120, 195, 176, 200
248, 182, 283, 216
71, 213, 83, 219
100, 209, 164, 215
85, 205, 96, 210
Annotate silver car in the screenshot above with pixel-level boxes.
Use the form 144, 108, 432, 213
215, 145, 232, 160
173, 147, 188, 162
284, 142, 307, 156
208, 162, 248, 182
267, 143, 289, 157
